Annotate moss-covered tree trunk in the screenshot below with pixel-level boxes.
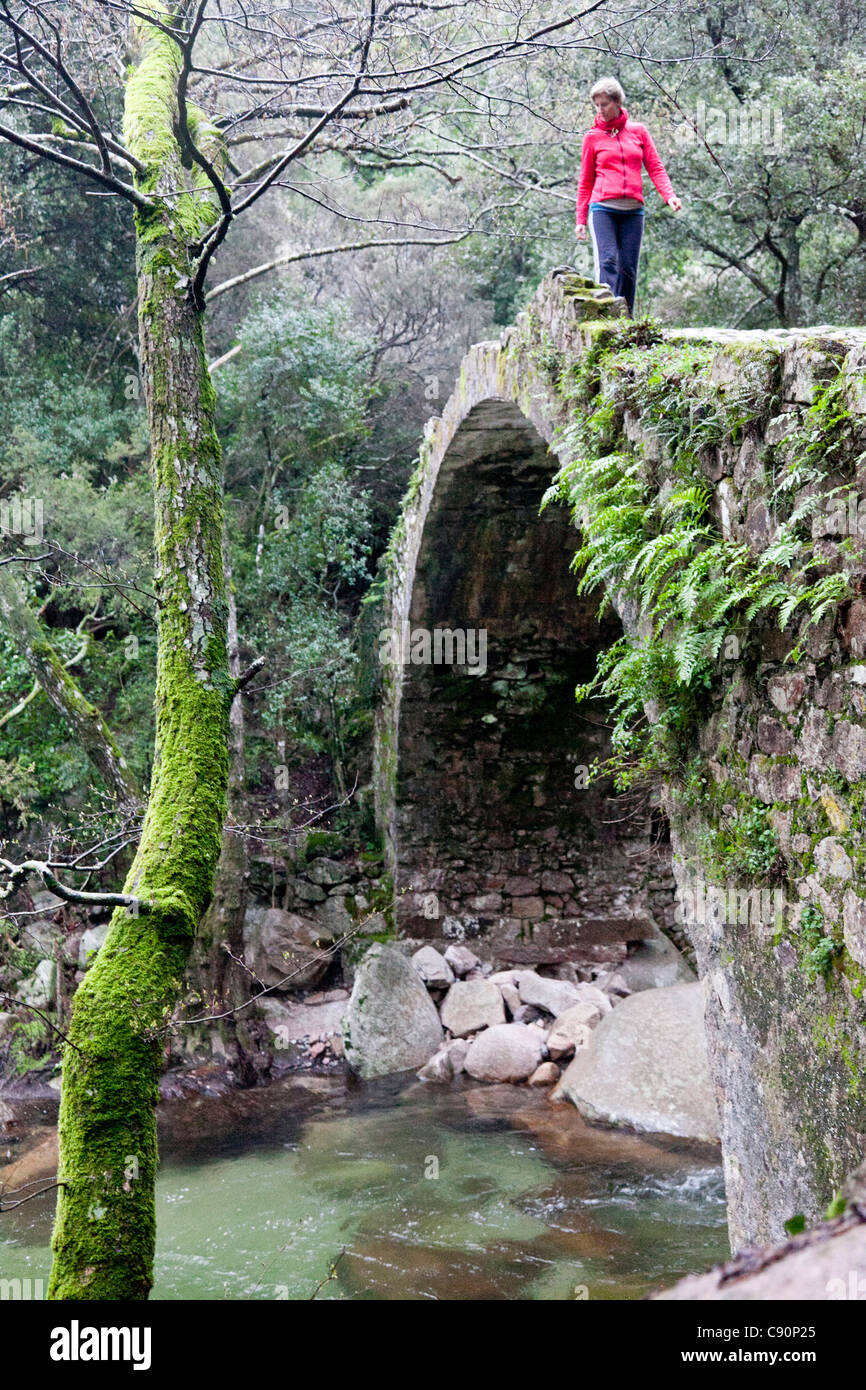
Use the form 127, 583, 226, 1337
48, 14, 231, 1300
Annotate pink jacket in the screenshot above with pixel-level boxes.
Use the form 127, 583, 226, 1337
576, 112, 674, 227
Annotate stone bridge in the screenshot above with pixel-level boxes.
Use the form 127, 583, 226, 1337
372, 271, 866, 1249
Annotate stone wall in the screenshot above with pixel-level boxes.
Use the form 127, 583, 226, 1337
374, 270, 866, 1248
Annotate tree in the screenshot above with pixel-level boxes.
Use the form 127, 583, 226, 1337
3, 0, 685, 1302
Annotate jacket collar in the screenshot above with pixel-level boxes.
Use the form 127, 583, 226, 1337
594, 106, 628, 134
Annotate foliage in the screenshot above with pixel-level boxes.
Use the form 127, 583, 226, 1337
699, 805, 784, 885
543, 342, 855, 788
799, 904, 842, 981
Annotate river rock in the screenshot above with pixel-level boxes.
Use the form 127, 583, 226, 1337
464, 1023, 546, 1083
618, 925, 696, 992
343, 943, 443, 1078
258, 995, 347, 1044
446, 1038, 469, 1075
440, 978, 505, 1037
573, 981, 613, 1014
411, 945, 454, 989
528, 1061, 560, 1086
243, 906, 331, 991
553, 982, 719, 1142
499, 982, 521, 1017
546, 1002, 600, 1060
417, 1047, 454, 1082
443, 944, 479, 978
516, 971, 580, 1017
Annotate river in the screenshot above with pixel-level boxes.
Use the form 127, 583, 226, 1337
0, 1073, 728, 1299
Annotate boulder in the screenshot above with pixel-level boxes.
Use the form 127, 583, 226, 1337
464, 1023, 546, 1083
446, 1038, 469, 1075
22, 918, 63, 957
573, 981, 613, 1014
553, 982, 719, 1142
417, 1047, 454, 1083
440, 978, 505, 1037
546, 1002, 600, 1060
18, 958, 56, 1010
618, 925, 696, 993
343, 943, 443, 1079
528, 1061, 561, 1087
304, 857, 351, 886
242, 905, 331, 991
411, 946, 455, 990
499, 982, 521, 1018
516, 971, 580, 1017
78, 923, 110, 968
313, 894, 354, 938
443, 944, 479, 978
258, 995, 347, 1044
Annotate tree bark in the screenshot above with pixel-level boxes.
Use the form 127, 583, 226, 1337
48, 12, 231, 1301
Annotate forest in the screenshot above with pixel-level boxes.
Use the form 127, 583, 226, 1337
1, 0, 865, 1331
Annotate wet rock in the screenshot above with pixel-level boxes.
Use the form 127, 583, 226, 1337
446, 1038, 469, 1075
464, 1023, 546, 1083
417, 1048, 454, 1083
343, 944, 443, 1079
440, 979, 505, 1037
411, 946, 454, 989
554, 982, 719, 1142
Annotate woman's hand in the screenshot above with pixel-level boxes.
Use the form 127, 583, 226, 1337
576, 225, 588, 242
668, 194, 682, 212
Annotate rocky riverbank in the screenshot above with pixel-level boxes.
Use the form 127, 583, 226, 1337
340, 937, 719, 1143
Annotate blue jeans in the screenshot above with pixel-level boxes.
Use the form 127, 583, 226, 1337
587, 203, 645, 313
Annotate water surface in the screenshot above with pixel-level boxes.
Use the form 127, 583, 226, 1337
0, 1074, 729, 1299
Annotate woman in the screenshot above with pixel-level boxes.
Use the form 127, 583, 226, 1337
576, 77, 681, 314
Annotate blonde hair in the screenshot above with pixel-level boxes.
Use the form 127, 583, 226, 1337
590, 76, 625, 106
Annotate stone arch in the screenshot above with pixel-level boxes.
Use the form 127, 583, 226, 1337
373, 284, 672, 973
374, 272, 866, 1250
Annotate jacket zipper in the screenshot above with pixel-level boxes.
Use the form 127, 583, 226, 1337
617, 131, 626, 194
